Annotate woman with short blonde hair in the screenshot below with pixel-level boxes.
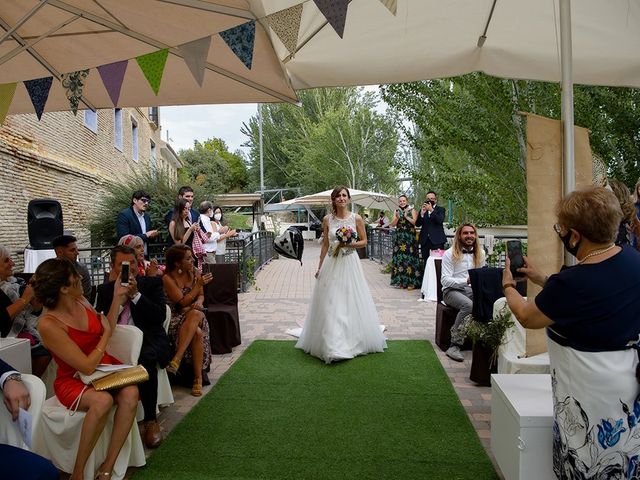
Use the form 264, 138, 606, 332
502, 185, 640, 478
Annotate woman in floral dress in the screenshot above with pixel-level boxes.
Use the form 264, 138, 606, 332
390, 195, 421, 290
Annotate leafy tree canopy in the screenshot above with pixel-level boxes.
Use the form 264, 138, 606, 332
178, 137, 248, 194
381, 74, 640, 226
241, 87, 401, 196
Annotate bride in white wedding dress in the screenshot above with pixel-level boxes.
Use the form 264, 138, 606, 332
295, 186, 387, 364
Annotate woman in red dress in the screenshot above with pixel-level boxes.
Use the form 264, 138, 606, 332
35, 258, 137, 480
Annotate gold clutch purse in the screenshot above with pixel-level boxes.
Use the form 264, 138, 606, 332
90, 365, 149, 391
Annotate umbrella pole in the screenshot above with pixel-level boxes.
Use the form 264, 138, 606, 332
560, 0, 576, 266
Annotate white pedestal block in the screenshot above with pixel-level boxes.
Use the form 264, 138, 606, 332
491, 374, 554, 480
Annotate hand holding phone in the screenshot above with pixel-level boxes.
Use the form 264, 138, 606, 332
506, 240, 525, 279
120, 261, 130, 286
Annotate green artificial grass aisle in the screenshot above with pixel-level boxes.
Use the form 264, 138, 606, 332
132, 340, 498, 480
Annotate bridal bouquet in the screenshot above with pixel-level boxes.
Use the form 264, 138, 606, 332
332, 226, 358, 257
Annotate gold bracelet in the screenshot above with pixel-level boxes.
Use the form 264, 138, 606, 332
502, 283, 517, 292
95, 345, 104, 354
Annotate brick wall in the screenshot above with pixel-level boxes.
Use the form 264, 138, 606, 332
0, 107, 180, 268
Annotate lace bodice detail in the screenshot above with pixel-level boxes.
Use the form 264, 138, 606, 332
328, 213, 357, 257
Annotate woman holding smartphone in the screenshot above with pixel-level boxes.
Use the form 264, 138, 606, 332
162, 245, 212, 396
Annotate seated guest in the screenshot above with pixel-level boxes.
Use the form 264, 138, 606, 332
117, 235, 161, 277
96, 245, 170, 448
36, 258, 138, 480
163, 245, 213, 396
441, 223, 486, 362
0, 246, 50, 376
0, 358, 59, 480
52, 235, 92, 299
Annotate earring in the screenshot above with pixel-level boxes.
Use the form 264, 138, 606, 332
177, 268, 183, 274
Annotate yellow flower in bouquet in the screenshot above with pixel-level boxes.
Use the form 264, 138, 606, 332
333, 226, 358, 257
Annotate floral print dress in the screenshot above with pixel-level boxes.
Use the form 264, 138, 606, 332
390, 211, 422, 288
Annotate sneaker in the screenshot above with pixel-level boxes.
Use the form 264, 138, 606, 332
445, 345, 464, 362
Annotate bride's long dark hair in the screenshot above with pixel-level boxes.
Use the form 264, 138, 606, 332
330, 186, 351, 215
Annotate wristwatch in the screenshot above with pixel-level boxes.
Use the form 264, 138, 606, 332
5, 373, 22, 384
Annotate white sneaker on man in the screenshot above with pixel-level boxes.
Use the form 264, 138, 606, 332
445, 345, 464, 362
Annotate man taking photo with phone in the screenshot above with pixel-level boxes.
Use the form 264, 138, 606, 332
95, 245, 170, 448
440, 224, 485, 362
415, 190, 447, 269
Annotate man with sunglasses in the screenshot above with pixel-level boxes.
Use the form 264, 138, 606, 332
117, 189, 159, 257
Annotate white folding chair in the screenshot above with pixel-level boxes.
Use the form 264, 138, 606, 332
0, 373, 46, 449
32, 325, 146, 480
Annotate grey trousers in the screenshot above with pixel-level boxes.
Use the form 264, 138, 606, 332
443, 286, 473, 347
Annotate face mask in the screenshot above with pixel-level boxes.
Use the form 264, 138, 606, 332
214, 213, 222, 221
559, 230, 581, 257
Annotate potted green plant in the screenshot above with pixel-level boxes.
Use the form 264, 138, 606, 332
460, 303, 515, 385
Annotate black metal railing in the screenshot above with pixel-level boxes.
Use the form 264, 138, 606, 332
74, 232, 276, 293
365, 228, 528, 268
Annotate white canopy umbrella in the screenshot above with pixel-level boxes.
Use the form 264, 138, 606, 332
287, 189, 398, 212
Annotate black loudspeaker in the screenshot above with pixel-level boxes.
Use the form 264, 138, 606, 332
27, 199, 63, 249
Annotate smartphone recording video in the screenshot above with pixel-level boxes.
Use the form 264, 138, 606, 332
506, 240, 525, 279
120, 261, 130, 286
202, 263, 210, 275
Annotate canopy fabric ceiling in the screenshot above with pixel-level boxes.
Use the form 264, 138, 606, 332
2, 1, 640, 117
251, 0, 640, 90
0, 0, 298, 115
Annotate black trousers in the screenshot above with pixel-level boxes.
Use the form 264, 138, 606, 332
139, 357, 159, 421
420, 239, 445, 273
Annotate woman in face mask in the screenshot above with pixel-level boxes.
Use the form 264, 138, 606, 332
501, 185, 640, 479
210, 206, 236, 264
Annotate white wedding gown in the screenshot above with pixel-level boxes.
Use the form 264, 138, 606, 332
295, 213, 387, 364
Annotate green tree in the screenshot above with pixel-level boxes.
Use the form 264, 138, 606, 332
382, 74, 640, 225
178, 137, 248, 194
241, 87, 400, 195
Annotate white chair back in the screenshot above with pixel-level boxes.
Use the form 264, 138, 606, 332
107, 325, 143, 365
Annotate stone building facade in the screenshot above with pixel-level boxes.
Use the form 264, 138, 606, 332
0, 107, 180, 263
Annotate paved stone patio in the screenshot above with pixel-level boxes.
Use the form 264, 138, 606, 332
137, 240, 501, 478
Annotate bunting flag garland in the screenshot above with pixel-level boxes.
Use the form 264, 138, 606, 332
177, 36, 211, 87
0, 83, 17, 125
60, 69, 90, 115
136, 49, 169, 95
313, 0, 349, 38
219, 20, 256, 70
24, 77, 53, 120
378, 0, 397, 15
266, 4, 303, 55
97, 60, 128, 106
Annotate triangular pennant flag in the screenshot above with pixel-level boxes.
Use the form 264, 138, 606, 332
0, 83, 17, 125
177, 36, 211, 87
136, 49, 169, 95
219, 20, 256, 70
266, 4, 303, 55
313, 0, 349, 38
60, 69, 89, 115
97, 60, 128, 106
24, 77, 53, 120
378, 0, 397, 15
